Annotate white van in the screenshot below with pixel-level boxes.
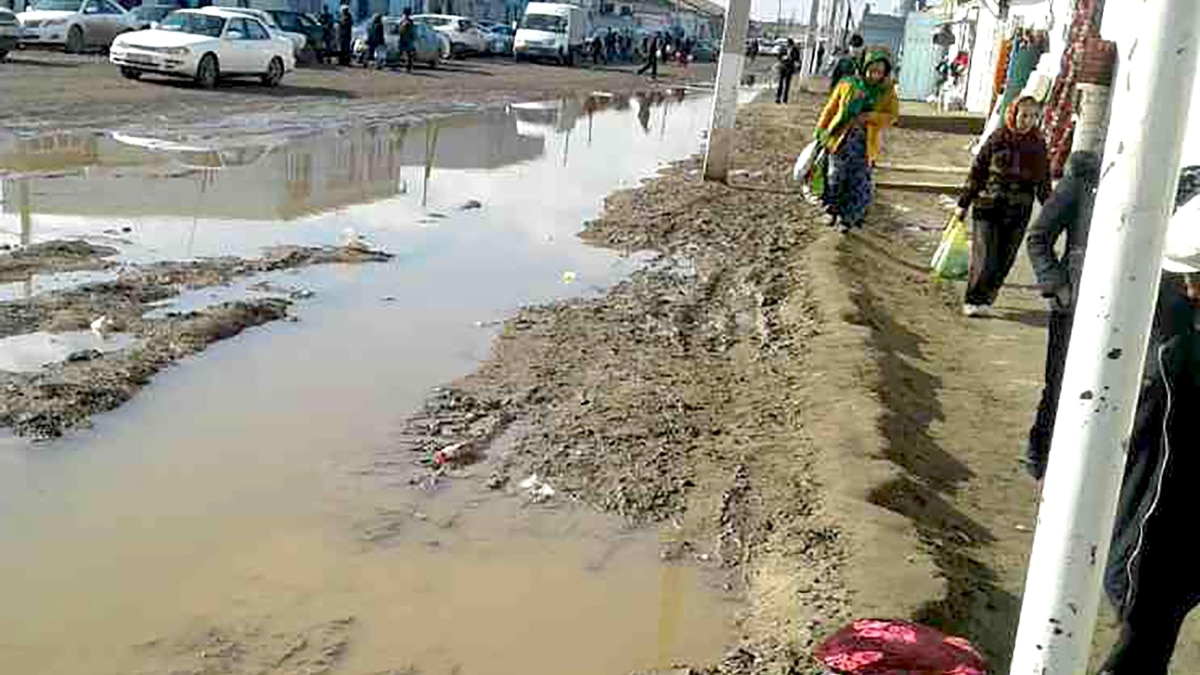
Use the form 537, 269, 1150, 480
513, 2, 584, 66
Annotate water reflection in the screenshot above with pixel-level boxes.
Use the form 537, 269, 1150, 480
0, 90, 689, 227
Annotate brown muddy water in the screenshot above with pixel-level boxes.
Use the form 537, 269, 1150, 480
0, 91, 735, 674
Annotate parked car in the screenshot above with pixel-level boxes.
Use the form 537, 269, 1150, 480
411, 13, 488, 57
109, 8, 295, 88
513, 2, 584, 66
353, 18, 445, 68
263, 9, 322, 60
219, 6, 305, 57
18, 0, 139, 53
481, 23, 512, 55
130, 3, 180, 30
692, 38, 717, 63
0, 7, 19, 60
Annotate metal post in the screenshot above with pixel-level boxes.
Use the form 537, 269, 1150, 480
701, 0, 750, 182
1007, 2, 1200, 674
806, 0, 821, 75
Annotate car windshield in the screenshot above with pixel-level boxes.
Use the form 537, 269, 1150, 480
158, 12, 224, 37
32, 0, 83, 11
135, 5, 173, 19
520, 14, 564, 33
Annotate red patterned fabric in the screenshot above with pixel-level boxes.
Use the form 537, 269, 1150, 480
1043, 0, 1104, 177
814, 619, 989, 675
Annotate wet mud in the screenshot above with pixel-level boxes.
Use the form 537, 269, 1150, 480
395, 99, 856, 674
0, 242, 392, 438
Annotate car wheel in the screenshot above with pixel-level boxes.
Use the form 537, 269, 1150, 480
119, 66, 142, 80
195, 52, 219, 89
262, 56, 284, 86
513, 52, 523, 63
0, 49, 8, 62
65, 25, 84, 54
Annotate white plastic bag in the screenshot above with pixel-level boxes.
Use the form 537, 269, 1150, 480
792, 140, 819, 182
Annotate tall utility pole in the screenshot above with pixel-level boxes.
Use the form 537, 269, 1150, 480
701, 0, 751, 181
805, 0, 820, 75
1006, 1, 1200, 673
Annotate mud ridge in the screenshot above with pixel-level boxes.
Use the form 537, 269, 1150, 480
0, 242, 393, 438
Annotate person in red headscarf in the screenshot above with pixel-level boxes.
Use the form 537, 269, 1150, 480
956, 95, 1051, 317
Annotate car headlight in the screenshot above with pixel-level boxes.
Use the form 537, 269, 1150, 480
165, 46, 189, 56
43, 18, 68, 26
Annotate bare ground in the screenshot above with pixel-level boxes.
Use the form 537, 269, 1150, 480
386, 88, 1165, 675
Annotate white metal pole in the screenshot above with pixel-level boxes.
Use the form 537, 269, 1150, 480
701, 0, 750, 181
1008, 2, 1200, 674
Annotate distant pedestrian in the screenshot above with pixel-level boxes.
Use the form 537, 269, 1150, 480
813, 48, 899, 232
829, 33, 865, 92
746, 38, 758, 64
605, 28, 617, 62
775, 38, 800, 104
637, 32, 660, 79
365, 13, 385, 68
1101, 169, 1200, 675
398, 8, 416, 72
1023, 150, 1100, 480
956, 95, 1051, 317
319, 6, 335, 63
590, 33, 604, 65
337, 4, 353, 66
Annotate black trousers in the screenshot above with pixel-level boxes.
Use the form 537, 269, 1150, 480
637, 56, 657, 78
1026, 309, 1073, 479
966, 207, 1031, 306
1099, 601, 1192, 675
776, 70, 794, 103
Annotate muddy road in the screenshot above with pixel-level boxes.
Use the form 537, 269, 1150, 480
1, 50, 715, 135
0, 88, 738, 675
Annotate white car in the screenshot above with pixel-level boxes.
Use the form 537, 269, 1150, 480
18, 0, 138, 53
109, 8, 295, 88
411, 14, 488, 57
218, 6, 306, 57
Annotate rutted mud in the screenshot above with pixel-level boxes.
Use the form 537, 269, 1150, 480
393, 99, 858, 673
0, 241, 392, 438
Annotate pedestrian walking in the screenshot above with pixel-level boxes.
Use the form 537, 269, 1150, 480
365, 13, 385, 68
1023, 150, 1100, 480
829, 34, 865, 93
813, 48, 899, 232
319, 6, 335, 64
397, 8, 416, 72
775, 38, 800, 104
956, 95, 1051, 317
337, 4, 353, 67
746, 38, 758, 64
1100, 168, 1200, 675
590, 33, 604, 65
605, 29, 617, 63
637, 32, 660, 79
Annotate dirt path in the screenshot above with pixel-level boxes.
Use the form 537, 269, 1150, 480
0, 51, 714, 135
397, 87, 1200, 674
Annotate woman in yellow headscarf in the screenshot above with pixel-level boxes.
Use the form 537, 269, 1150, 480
813, 47, 899, 232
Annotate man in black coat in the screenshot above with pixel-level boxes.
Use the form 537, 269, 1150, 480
829, 34, 864, 92
1098, 166, 1200, 675
337, 5, 353, 67
775, 38, 800, 104
1024, 150, 1101, 480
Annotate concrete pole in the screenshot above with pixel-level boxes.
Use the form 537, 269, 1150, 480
806, 0, 821, 75
1007, 2, 1200, 674
701, 0, 750, 182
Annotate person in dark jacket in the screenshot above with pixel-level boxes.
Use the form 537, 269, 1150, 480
337, 4, 353, 67
1099, 167, 1200, 675
365, 14, 385, 68
957, 95, 1051, 317
776, 38, 800, 104
397, 8, 416, 72
1023, 150, 1101, 480
637, 32, 660, 79
829, 34, 864, 92
319, 6, 335, 64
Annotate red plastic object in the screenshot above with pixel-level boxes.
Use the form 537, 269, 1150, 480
814, 619, 989, 675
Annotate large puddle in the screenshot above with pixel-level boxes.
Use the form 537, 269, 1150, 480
0, 90, 736, 674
